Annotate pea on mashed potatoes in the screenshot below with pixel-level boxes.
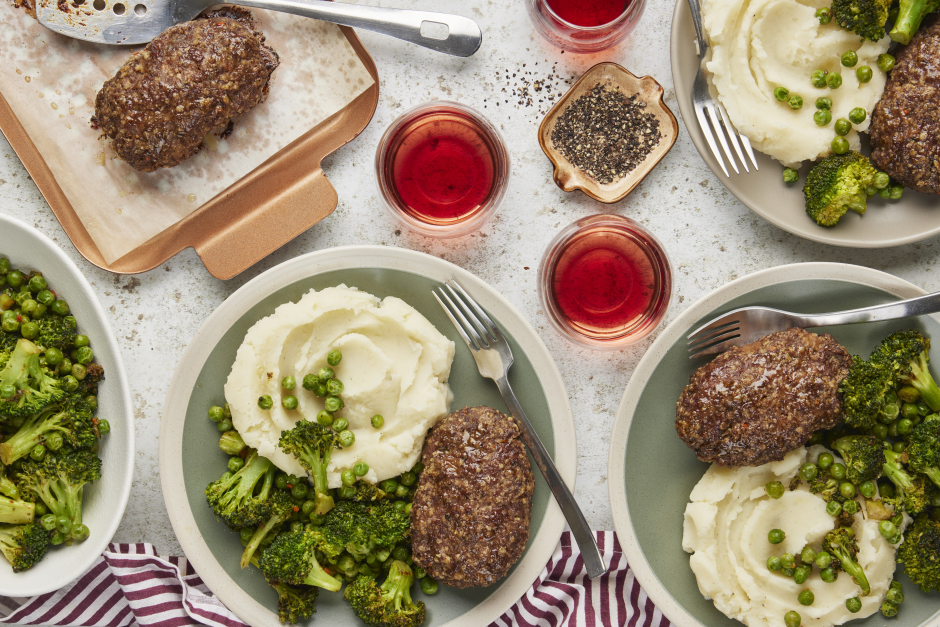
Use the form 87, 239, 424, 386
683, 446, 903, 627
225, 285, 455, 488
702, 0, 890, 167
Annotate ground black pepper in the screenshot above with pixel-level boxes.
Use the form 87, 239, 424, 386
550, 82, 662, 184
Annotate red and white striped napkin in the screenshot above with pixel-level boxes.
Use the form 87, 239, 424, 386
0, 532, 670, 627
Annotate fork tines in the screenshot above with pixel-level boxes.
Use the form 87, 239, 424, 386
686, 318, 741, 358
432, 280, 503, 351
695, 101, 759, 177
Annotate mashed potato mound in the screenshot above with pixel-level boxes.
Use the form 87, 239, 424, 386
702, 0, 889, 167
683, 446, 904, 627
225, 285, 455, 488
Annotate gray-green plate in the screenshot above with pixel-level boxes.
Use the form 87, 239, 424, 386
609, 262, 940, 627
159, 246, 575, 627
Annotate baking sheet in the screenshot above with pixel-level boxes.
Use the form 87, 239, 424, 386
0, 4, 374, 264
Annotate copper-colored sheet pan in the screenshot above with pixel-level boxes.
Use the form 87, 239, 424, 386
0, 26, 378, 280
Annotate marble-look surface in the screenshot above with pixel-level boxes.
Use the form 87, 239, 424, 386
2, 0, 940, 560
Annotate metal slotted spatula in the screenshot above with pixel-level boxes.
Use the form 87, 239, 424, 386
35, 0, 482, 56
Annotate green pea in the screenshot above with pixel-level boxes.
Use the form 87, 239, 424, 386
50, 531, 65, 546
258, 395, 273, 410
19, 321, 38, 340
897, 418, 914, 435
316, 410, 334, 427
353, 462, 369, 477
223, 403, 232, 418
63, 315, 76, 329
788, 95, 804, 110
421, 577, 439, 595
841, 50, 858, 67
324, 395, 343, 413
901, 403, 919, 423
859, 480, 876, 498
58, 358, 72, 376
815, 97, 832, 111
833, 119, 851, 136
811, 70, 829, 88
820, 567, 837, 582
843, 499, 860, 515
856, 66, 873, 83
292, 482, 309, 499
339, 430, 355, 448
314, 383, 329, 397
228, 456, 244, 472
893, 441, 907, 454
872, 423, 889, 440
768, 529, 786, 544
36, 289, 55, 306
888, 184, 903, 200
327, 379, 344, 395
882, 601, 899, 617
412, 461, 425, 474
399, 471, 417, 487
333, 417, 349, 432
41, 513, 56, 531
783, 168, 799, 183
217, 419, 233, 432
826, 500, 843, 516
814, 453, 832, 470
33, 502, 47, 516
891, 580, 903, 592
341, 470, 356, 487
879, 520, 898, 539
372, 414, 385, 429
327, 350, 342, 366
30, 444, 46, 461
799, 463, 818, 482
282, 395, 298, 410
1, 314, 19, 333
71, 364, 87, 381
301, 500, 316, 516
302, 374, 319, 391
0, 384, 14, 399
846, 597, 862, 613
50, 299, 69, 316
888, 420, 899, 438
774, 87, 790, 102
97, 419, 110, 436
887, 588, 904, 604
816, 7, 831, 23
784, 610, 801, 627
848, 107, 867, 125
0, 258, 8, 274
72, 334, 89, 348
794, 566, 811, 585
380, 479, 399, 493
878, 53, 896, 72
46, 431, 64, 451
74, 346, 92, 365
879, 481, 896, 499
239, 527, 255, 543
827, 73, 842, 89
6, 270, 23, 288
275, 474, 289, 490
797, 590, 814, 606
800, 546, 816, 565
813, 110, 832, 126
404, 502, 413, 514
318, 366, 335, 382
830, 463, 847, 480
767, 556, 783, 571
282, 376, 296, 391
208, 406, 224, 422
840, 482, 856, 499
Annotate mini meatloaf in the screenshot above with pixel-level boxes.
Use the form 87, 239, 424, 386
93, 9, 279, 172
411, 406, 535, 588
676, 328, 851, 467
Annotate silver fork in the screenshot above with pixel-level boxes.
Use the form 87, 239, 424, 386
433, 280, 607, 580
687, 0, 758, 176
687, 291, 940, 359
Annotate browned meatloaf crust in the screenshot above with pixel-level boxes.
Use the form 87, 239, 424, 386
869, 14, 940, 195
93, 9, 278, 172
411, 406, 535, 588
676, 328, 851, 467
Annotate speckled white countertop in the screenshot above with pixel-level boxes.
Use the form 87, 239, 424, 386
2, 0, 940, 560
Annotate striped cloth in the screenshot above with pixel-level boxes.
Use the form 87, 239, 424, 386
0, 532, 669, 627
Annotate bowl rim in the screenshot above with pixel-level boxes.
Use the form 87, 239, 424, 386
608, 262, 938, 627
0, 213, 134, 596
159, 244, 577, 627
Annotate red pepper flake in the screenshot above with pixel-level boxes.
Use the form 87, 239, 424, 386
292, 505, 299, 513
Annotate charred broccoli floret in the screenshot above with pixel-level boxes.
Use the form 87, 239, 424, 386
205, 450, 276, 530
810, 477, 846, 504
832, 435, 885, 484
257, 529, 342, 592
340, 481, 387, 502
0, 395, 97, 465
0, 339, 65, 420
33, 316, 76, 352
15, 449, 101, 544
320, 500, 411, 562
883, 448, 930, 514
907, 414, 940, 488
270, 580, 318, 624
839, 356, 896, 431
344, 560, 426, 627
278, 421, 340, 516
823, 526, 871, 596
0, 523, 50, 571
890, 0, 940, 43
871, 330, 940, 411
804, 152, 880, 226
832, 0, 891, 40
240, 489, 296, 569
897, 515, 940, 592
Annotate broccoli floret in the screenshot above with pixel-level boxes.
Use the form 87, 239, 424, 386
804, 152, 880, 226
890, 0, 940, 43
278, 421, 340, 516
0, 496, 35, 525
240, 490, 296, 569
344, 561, 426, 627
907, 414, 940, 488
270, 580, 318, 624
832, 0, 891, 40
0, 523, 50, 571
205, 450, 276, 530
832, 435, 886, 484
898, 515, 940, 592
0, 467, 19, 500
871, 330, 940, 411
258, 529, 342, 592
883, 448, 930, 514
0, 339, 65, 419
839, 356, 896, 431
0, 395, 97, 465
810, 477, 846, 504
320, 500, 411, 562
823, 526, 871, 596
15, 449, 101, 544
33, 316, 76, 352
341, 481, 388, 502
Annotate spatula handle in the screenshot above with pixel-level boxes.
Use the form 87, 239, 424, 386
230, 0, 482, 57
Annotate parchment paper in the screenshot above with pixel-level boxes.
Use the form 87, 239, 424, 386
0, 4, 374, 264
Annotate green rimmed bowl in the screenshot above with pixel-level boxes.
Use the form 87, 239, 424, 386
609, 262, 940, 627
159, 245, 575, 627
